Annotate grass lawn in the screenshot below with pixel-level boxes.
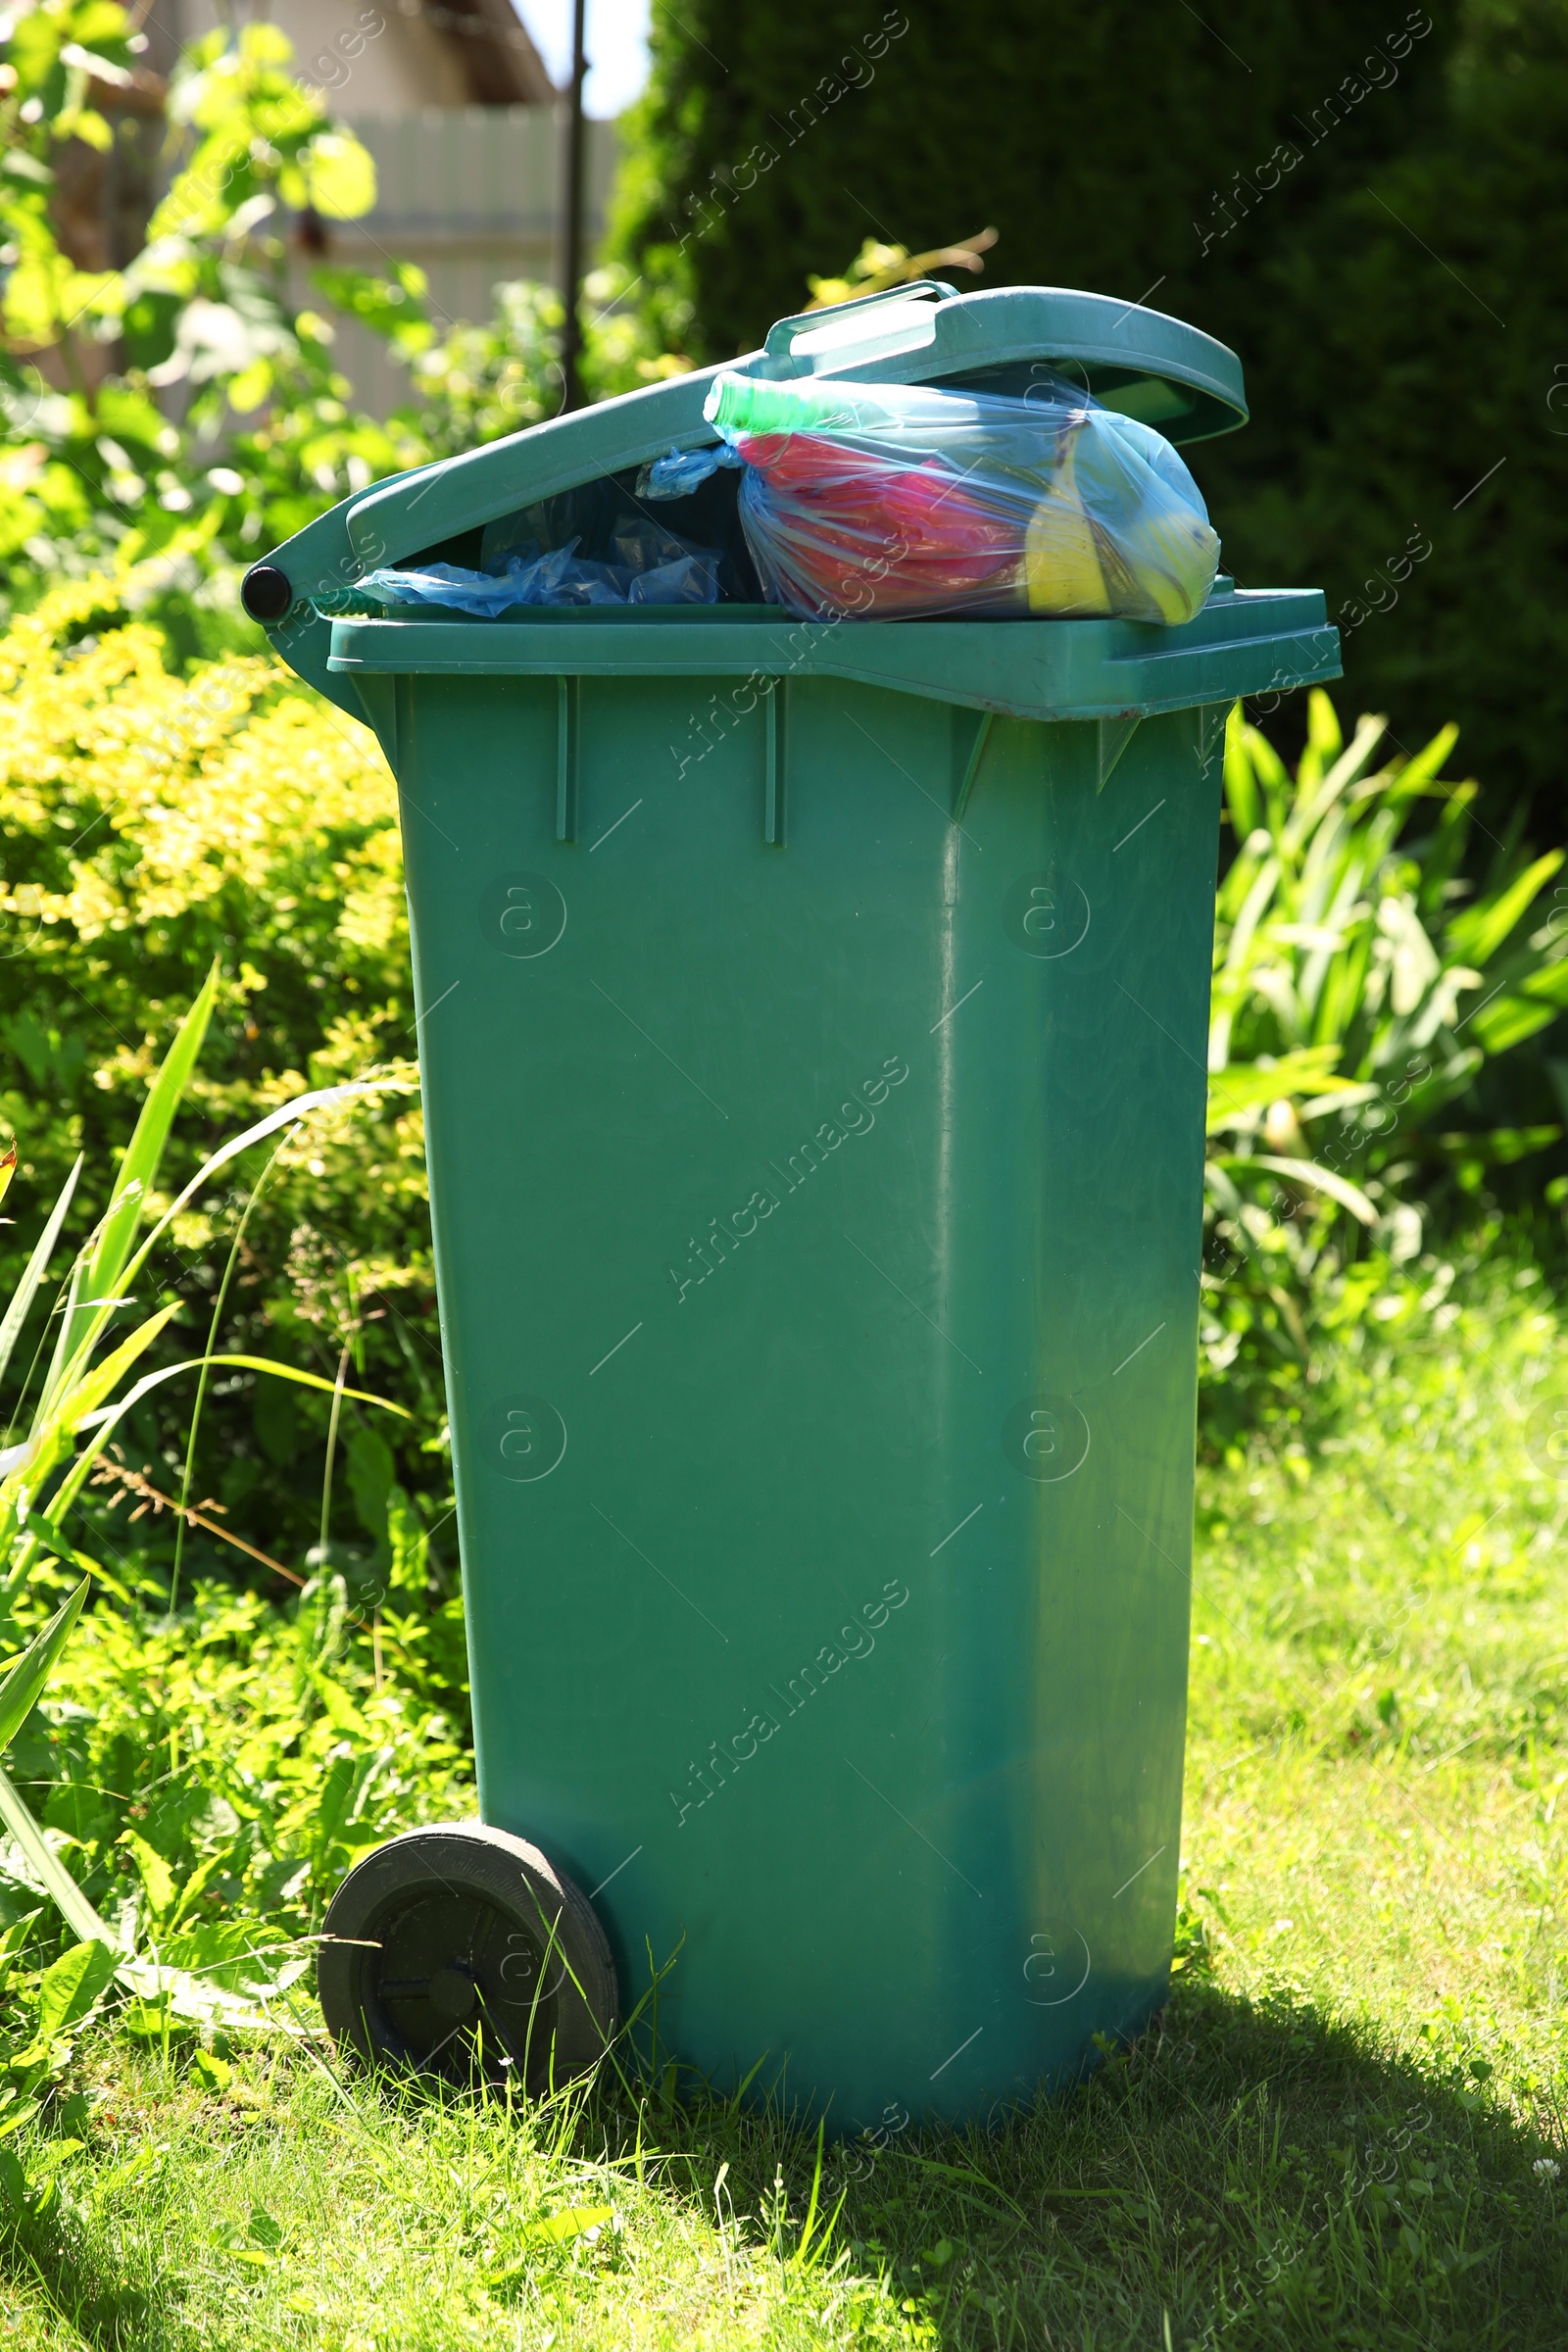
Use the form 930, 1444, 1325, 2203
3, 1269, 1567, 2348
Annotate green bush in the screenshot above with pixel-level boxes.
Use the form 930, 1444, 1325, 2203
1200, 689, 1568, 1439
0, 572, 453, 1617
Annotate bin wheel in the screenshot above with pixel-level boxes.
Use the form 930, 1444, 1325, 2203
317, 1822, 617, 2093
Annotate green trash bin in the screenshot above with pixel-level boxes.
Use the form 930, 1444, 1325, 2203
249, 283, 1339, 2123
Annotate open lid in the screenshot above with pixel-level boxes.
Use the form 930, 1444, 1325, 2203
246, 281, 1248, 710
347, 281, 1243, 567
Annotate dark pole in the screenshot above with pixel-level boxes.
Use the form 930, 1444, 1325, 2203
561, 0, 588, 411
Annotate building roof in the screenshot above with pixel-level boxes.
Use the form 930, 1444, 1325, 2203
409, 1, 557, 107
149, 4, 557, 112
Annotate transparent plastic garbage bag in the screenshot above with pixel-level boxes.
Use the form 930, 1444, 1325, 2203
334, 519, 723, 618
644, 369, 1220, 625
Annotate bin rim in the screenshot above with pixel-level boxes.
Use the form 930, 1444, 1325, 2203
322, 582, 1342, 732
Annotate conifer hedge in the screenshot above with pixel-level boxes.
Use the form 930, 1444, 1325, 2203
611, 0, 1568, 824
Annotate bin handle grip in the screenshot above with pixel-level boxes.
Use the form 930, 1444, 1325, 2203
763, 279, 958, 364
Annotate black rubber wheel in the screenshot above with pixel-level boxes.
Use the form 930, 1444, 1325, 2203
240, 563, 292, 622
317, 1823, 617, 2093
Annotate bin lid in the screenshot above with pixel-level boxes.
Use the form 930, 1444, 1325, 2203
341, 282, 1244, 572
249, 281, 1249, 713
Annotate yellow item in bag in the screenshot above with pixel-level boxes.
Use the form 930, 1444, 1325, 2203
1026, 410, 1218, 623
1024, 425, 1112, 616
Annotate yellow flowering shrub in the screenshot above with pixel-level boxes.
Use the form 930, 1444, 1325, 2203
0, 574, 447, 1594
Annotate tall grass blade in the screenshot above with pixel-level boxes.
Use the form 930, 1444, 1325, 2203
172, 1138, 287, 1613
0, 1760, 115, 1950
116, 1076, 415, 1308
45, 1077, 411, 1463
87, 964, 217, 1303
51, 966, 218, 1390
0, 1580, 86, 1750
0, 1154, 81, 1403
1447, 848, 1563, 967
791, 2118, 847, 2274
46, 1351, 410, 1540
56, 1302, 181, 1435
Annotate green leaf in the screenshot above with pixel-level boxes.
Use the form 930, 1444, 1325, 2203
121, 1830, 176, 1923
49, 967, 217, 1396
1223, 705, 1260, 840
119, 1997, 181, 2040
294, 128, 376, 220
1283, 711, 1388, 852
167, 1839, 234, 1932
89, 963, 217, 1292
306, 1667, 372, 1744
524, 2205, 615, 2245
191, 2047, 231, 2091
0, 1910, 42, 1969
1469, 996, 1558, 1056
1446, 850, 1563, 967
57, 1300, 181, 1434
310, 1750, 356, 1865
489, 2208, 617, 2280
1377, 721, 1459, 808
1248, 1154, 1379, 1226
1304, 686, 1343, 768
0, 1580, 87, 1751
116, 1352, 410, 1424
1519, 958, 1568, 1006
34, 1936, 116, 2044
1206, 1048, 1352, 1133
0, 1154, 81, 1396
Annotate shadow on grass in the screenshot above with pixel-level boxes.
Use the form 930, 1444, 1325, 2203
4, 1972, 1566, 2351
633, 1972, 1568, 2351
0, 2212, 158, 2352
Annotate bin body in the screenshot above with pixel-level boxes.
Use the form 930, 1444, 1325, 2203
259, 285, 1339, 2124
368, 633, 1290, 2123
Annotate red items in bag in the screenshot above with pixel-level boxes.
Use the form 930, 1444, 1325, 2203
733, 430, 1020, 617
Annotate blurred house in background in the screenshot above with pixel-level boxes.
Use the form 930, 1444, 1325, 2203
138, 3, 621, 411
165, 0, 558, 110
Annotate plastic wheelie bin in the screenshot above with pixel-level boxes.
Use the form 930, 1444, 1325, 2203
245, 282, 1340, 2126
